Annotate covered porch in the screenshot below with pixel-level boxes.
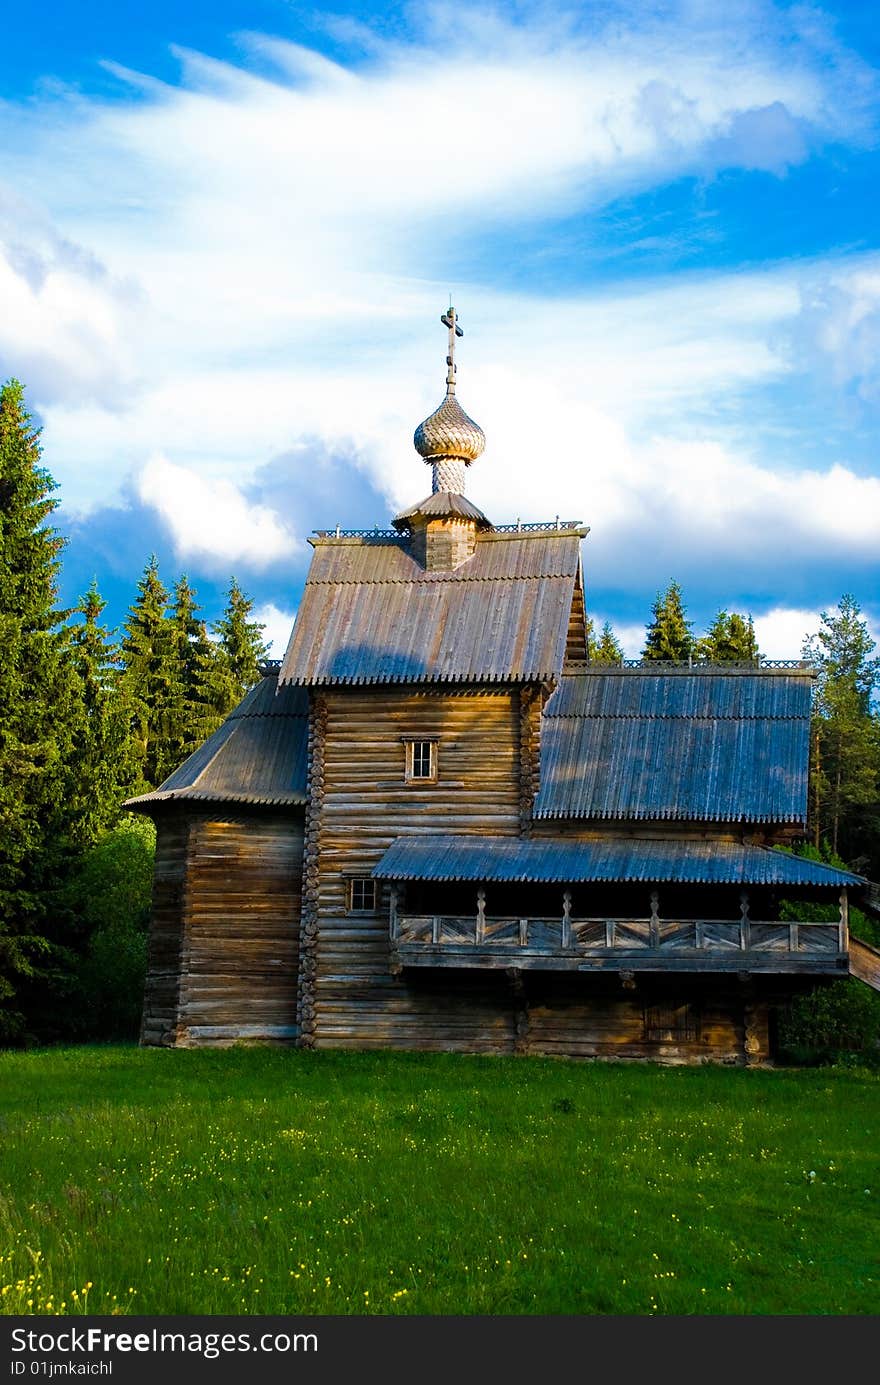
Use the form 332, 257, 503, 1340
374, 835, 863, 976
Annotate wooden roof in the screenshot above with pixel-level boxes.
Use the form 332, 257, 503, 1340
125, 675, 309, 811
534, 668, 813, 823
279, 527, 585, 686
374, 834, 863, 887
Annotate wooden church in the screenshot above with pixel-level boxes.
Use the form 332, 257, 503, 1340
128, 308, 877, 1063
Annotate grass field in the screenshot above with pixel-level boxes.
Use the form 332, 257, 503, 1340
0, 1046, 877, 1316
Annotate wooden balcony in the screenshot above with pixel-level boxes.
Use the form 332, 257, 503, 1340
390, 907, 849, 975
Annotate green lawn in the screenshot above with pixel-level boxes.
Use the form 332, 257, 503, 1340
0, 1046, 877, 1315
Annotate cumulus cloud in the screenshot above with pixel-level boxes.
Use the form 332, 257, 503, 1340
137, 455, 295, 570
753, 607, 821, 659
793, 258, 880, 403
0, 0, 877, 620
253, 602, 296, 659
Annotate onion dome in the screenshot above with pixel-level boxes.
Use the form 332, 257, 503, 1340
413, 306, 485, 493
414, 394, 486, 464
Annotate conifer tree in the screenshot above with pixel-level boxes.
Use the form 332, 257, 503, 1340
804, 596, 880, 863
696, 610, 760, 663
166, 574, 220, 765
120, 556, 175, 789
594, 621, 625, 664
0, 380, 79, 1035
641, 581, 694, 661
65, 581, 138, 843
211, 578, 270, 717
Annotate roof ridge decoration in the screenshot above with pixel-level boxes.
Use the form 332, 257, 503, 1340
412, 305, 486, 498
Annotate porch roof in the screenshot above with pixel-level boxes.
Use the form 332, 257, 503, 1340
373, 835, 863, 889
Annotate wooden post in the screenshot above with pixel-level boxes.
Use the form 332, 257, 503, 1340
432, 915, 440, 945
789, 922, 799, 953
741, 979, 762, 1067
838, 889, 849, 953
649, 890, 660, 949
606, 919, 614, 949
562, 891, 572, 950
476, 888, 486, 945
518, 918, 528, 947
695, 921, 704, 949
739, 891, 750, 952
389, 885, 399, 942
508, 969, 529, 1056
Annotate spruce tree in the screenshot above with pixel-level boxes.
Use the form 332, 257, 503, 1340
593, 621, 625, 664
804, 596, 880, 863
0, 380, 78, 1035
211, 578, 270, 717
120, 556, 175, 789
696, 610, 760, 662
641, 581, 694, 661
166, 574, 220, 766
65, 581, 138, 843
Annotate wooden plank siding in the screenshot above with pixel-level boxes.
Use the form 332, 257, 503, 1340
141, 811, 304, 1047
310, 687, 523, 1051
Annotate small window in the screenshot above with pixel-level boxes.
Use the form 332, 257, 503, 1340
349, 878, 377, 912
644, 1001, 699, 1043
404, 739, 437, 782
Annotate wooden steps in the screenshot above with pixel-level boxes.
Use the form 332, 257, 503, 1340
849, 938, 880, 992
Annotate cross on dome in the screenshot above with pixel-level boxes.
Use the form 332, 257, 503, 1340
413, 305, 486, 494
441, 305, 464, 396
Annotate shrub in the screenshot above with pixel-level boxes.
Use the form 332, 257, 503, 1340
66, 816, 156, 1040
777, 978, 880, 1067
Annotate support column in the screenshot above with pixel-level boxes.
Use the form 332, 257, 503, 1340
508, 969, 529, 1056
562, 890, 572, 950
739, 891, 751, 952
476, 888, 486, 945
740, 974, 763, 1067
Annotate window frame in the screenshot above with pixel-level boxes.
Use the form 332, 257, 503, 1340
347, 877, 379, 914
402, 736, 439, 784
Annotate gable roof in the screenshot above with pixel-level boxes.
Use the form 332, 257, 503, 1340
534, 667, 813, 824
279, 526, 586, 686
125, 675, 309, 811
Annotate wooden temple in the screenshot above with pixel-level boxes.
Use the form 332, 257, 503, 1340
128, 307, 878, 1063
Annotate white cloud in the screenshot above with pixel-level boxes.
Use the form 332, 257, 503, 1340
137, 455, 295, 569
590, 618, 646, 659
753, 607, 820, 659
0, 1, 876, 608
794, 259, 880, 401
252, 602, 296, 659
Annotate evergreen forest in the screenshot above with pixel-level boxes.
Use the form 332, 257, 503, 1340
2, 379, 879, 1049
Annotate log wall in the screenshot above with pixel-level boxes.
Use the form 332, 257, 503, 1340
522, 975, 770, 1064
141, 810, 304, 1047
140, 816, 190, 1047
312, 687, 523, 1051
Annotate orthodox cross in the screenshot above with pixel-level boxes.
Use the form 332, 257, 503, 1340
441, 305, 464, 395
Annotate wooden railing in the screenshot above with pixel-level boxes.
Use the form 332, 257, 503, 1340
390, 910, 848, 974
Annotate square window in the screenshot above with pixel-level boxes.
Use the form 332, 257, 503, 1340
405, 739, 437, 782
349, 878, 377, 912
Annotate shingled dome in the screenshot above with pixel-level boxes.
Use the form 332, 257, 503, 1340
414, 394, 486, 463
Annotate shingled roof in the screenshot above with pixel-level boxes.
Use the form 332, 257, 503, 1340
125, 675, 309, 810
534, 667, 813, 823
279, 526, 586, 686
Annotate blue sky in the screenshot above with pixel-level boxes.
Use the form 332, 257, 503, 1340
2, 0, 879, 656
